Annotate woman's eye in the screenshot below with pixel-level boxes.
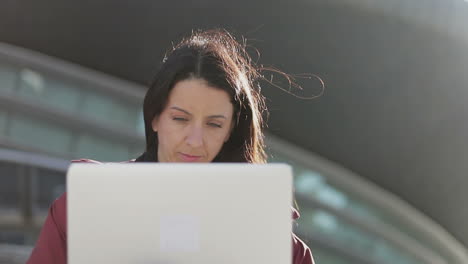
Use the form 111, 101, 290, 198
208, 123, 222, 128
173, 117, 188, 122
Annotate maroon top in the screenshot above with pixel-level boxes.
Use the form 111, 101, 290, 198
26, 159, 315, 264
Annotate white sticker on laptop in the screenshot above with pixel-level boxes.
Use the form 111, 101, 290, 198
159, 215, 200, 252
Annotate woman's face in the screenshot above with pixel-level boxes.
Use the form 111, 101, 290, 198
152, 78, 234, 162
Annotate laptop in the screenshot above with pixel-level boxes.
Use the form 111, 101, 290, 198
67, 163, 293, 264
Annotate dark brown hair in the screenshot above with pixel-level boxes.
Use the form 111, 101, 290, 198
136, 29, 267, 163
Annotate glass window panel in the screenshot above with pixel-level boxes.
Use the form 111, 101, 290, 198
111, 103, 138, 129
0, 62, 17, 94
75, 134, 129, 161
294, 171, 324, 194
296, 207, 420, 264
17, 68, 82, 112
36, 168, 65, 210
80, 93, 113, 117
0, 231, 26, 245
0, 162, 19, 209
8, 114, 73, 155
0, 110, 7, 135
270, 150, 450, 263
80, 92, 138, 129
270, 150, 449, 260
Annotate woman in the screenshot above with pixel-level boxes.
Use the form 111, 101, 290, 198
26, 29, 315, 264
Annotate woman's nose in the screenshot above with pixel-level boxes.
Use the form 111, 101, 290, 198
186, 125, 204, 148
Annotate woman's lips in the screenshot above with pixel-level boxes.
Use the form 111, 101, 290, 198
179, 153, 202, 162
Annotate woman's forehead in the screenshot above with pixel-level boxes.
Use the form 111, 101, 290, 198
167, 79, 233, 115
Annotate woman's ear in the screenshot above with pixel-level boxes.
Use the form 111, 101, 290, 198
151, 116, 160, 132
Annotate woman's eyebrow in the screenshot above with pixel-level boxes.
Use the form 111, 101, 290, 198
170, 106, 227, 119
208, 115, 226, 119
170, 106, 191, 115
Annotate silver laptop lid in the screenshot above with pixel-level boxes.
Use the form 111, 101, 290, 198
67, 163, 293, 264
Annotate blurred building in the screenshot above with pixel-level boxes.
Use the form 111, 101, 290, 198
1, 42, 466, 264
